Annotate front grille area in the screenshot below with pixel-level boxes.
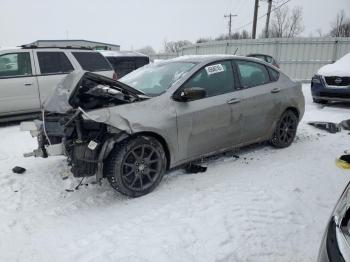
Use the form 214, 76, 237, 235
325, 76, 350, 86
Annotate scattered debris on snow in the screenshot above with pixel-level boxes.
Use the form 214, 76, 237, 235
12, 166, 26, 174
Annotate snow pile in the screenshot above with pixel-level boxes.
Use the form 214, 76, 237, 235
318, 52, 350, 77
0, 85, 349, 261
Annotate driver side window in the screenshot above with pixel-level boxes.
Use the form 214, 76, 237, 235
183, 61, 235, 98
0, 52, 32, 78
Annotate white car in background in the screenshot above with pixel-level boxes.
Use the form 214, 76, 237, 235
0, 46, 116, 120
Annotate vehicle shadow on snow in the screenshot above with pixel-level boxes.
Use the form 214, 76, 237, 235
59, 142, 271, 205
58, 133, 311, 207
316, 101, 350, 110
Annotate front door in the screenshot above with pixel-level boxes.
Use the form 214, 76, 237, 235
175, 60, 243, 160
0, 51, 40, 115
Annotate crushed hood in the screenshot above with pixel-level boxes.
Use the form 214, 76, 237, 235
44, 70, 146, 114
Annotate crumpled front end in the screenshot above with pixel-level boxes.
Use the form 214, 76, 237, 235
20, 71, 147, 180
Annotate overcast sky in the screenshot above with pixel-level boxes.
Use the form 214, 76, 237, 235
0, 0, 349, 51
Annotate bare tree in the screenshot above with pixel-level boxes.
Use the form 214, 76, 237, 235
215, 30, 251, 41
163, 40, 192, 53
269, 6, 304, 38
196, 37, 212, 44
136, 46, 156, 55
329, 10, 350, 37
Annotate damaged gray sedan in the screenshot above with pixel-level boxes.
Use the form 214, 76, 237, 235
21, 55, 305, 197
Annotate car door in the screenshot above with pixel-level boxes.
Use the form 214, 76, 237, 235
33, 50, 75, 106
0, 50, 40, 115
175, 60, 244, 160
233, 59, 281, 144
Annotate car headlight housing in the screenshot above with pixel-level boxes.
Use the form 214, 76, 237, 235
311, 75, 322, 84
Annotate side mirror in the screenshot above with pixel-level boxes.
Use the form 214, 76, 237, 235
175, 87, 206, 102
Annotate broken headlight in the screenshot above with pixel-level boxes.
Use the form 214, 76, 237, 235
311, 75, 322, 84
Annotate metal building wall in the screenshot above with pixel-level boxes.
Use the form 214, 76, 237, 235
151, 37, 350, 81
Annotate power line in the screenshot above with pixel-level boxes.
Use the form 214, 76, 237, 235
224, 13, 238, 38
233, 0, 291, 32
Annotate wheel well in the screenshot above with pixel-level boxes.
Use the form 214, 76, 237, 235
129, 132, 171, 170
285, 107, 299, 120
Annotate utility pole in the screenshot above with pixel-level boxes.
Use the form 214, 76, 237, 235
264, 0, 273, 38
224, 13, 237, 39
252, 0, 259, 39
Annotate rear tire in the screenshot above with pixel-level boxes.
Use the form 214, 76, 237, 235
104, 136, 166, 197
270, 110, 298, 148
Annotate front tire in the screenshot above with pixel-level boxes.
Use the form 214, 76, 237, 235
105, 136, 166, 197
270, 110, 298, 148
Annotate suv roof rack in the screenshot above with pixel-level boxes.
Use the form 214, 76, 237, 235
19, 44, 93, 50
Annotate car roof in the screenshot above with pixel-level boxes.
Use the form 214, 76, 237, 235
0, 46, 97, 53
165, 54, 271, 65
99, 50, 149, 58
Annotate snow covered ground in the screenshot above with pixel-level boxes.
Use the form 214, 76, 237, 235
0, 84, 349, 262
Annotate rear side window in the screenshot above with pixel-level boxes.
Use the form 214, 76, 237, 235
0, 52, 32, 78
135, 58, 149, 68
37, 52, 74, 74
108, 58, 135, 77
72, 52, 112, 71
107, 57, 150, 78
183, 61, 234, 98
267, 67, 280, 81
236, 60, 270, 88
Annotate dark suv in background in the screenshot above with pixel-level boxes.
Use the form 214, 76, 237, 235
311, 53, 350, 104
100, 50, 150, 78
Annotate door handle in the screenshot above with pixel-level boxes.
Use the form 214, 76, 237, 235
227, 98, 241, 104
24, 83, 33, 86
271, 88, 281, 93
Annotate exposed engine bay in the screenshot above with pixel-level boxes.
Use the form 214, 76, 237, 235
21, 71, 147, 181
35, 113, 115, 179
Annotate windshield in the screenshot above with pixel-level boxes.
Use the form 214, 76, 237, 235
119, 61, 197, 96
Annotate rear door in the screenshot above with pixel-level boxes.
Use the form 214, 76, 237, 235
233, 59, 281, 143
0, 50, 40, 115
175, 60, 243, 160
33, 50, 75, 105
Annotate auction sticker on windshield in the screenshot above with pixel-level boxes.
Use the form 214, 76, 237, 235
205, 64, 224, 75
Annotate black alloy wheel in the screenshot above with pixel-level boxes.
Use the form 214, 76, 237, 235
270, 110, 298, 148
121, 144, 162, 192
105, 136, 166, 197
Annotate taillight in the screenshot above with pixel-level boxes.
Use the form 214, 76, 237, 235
113, 72, 118, 80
